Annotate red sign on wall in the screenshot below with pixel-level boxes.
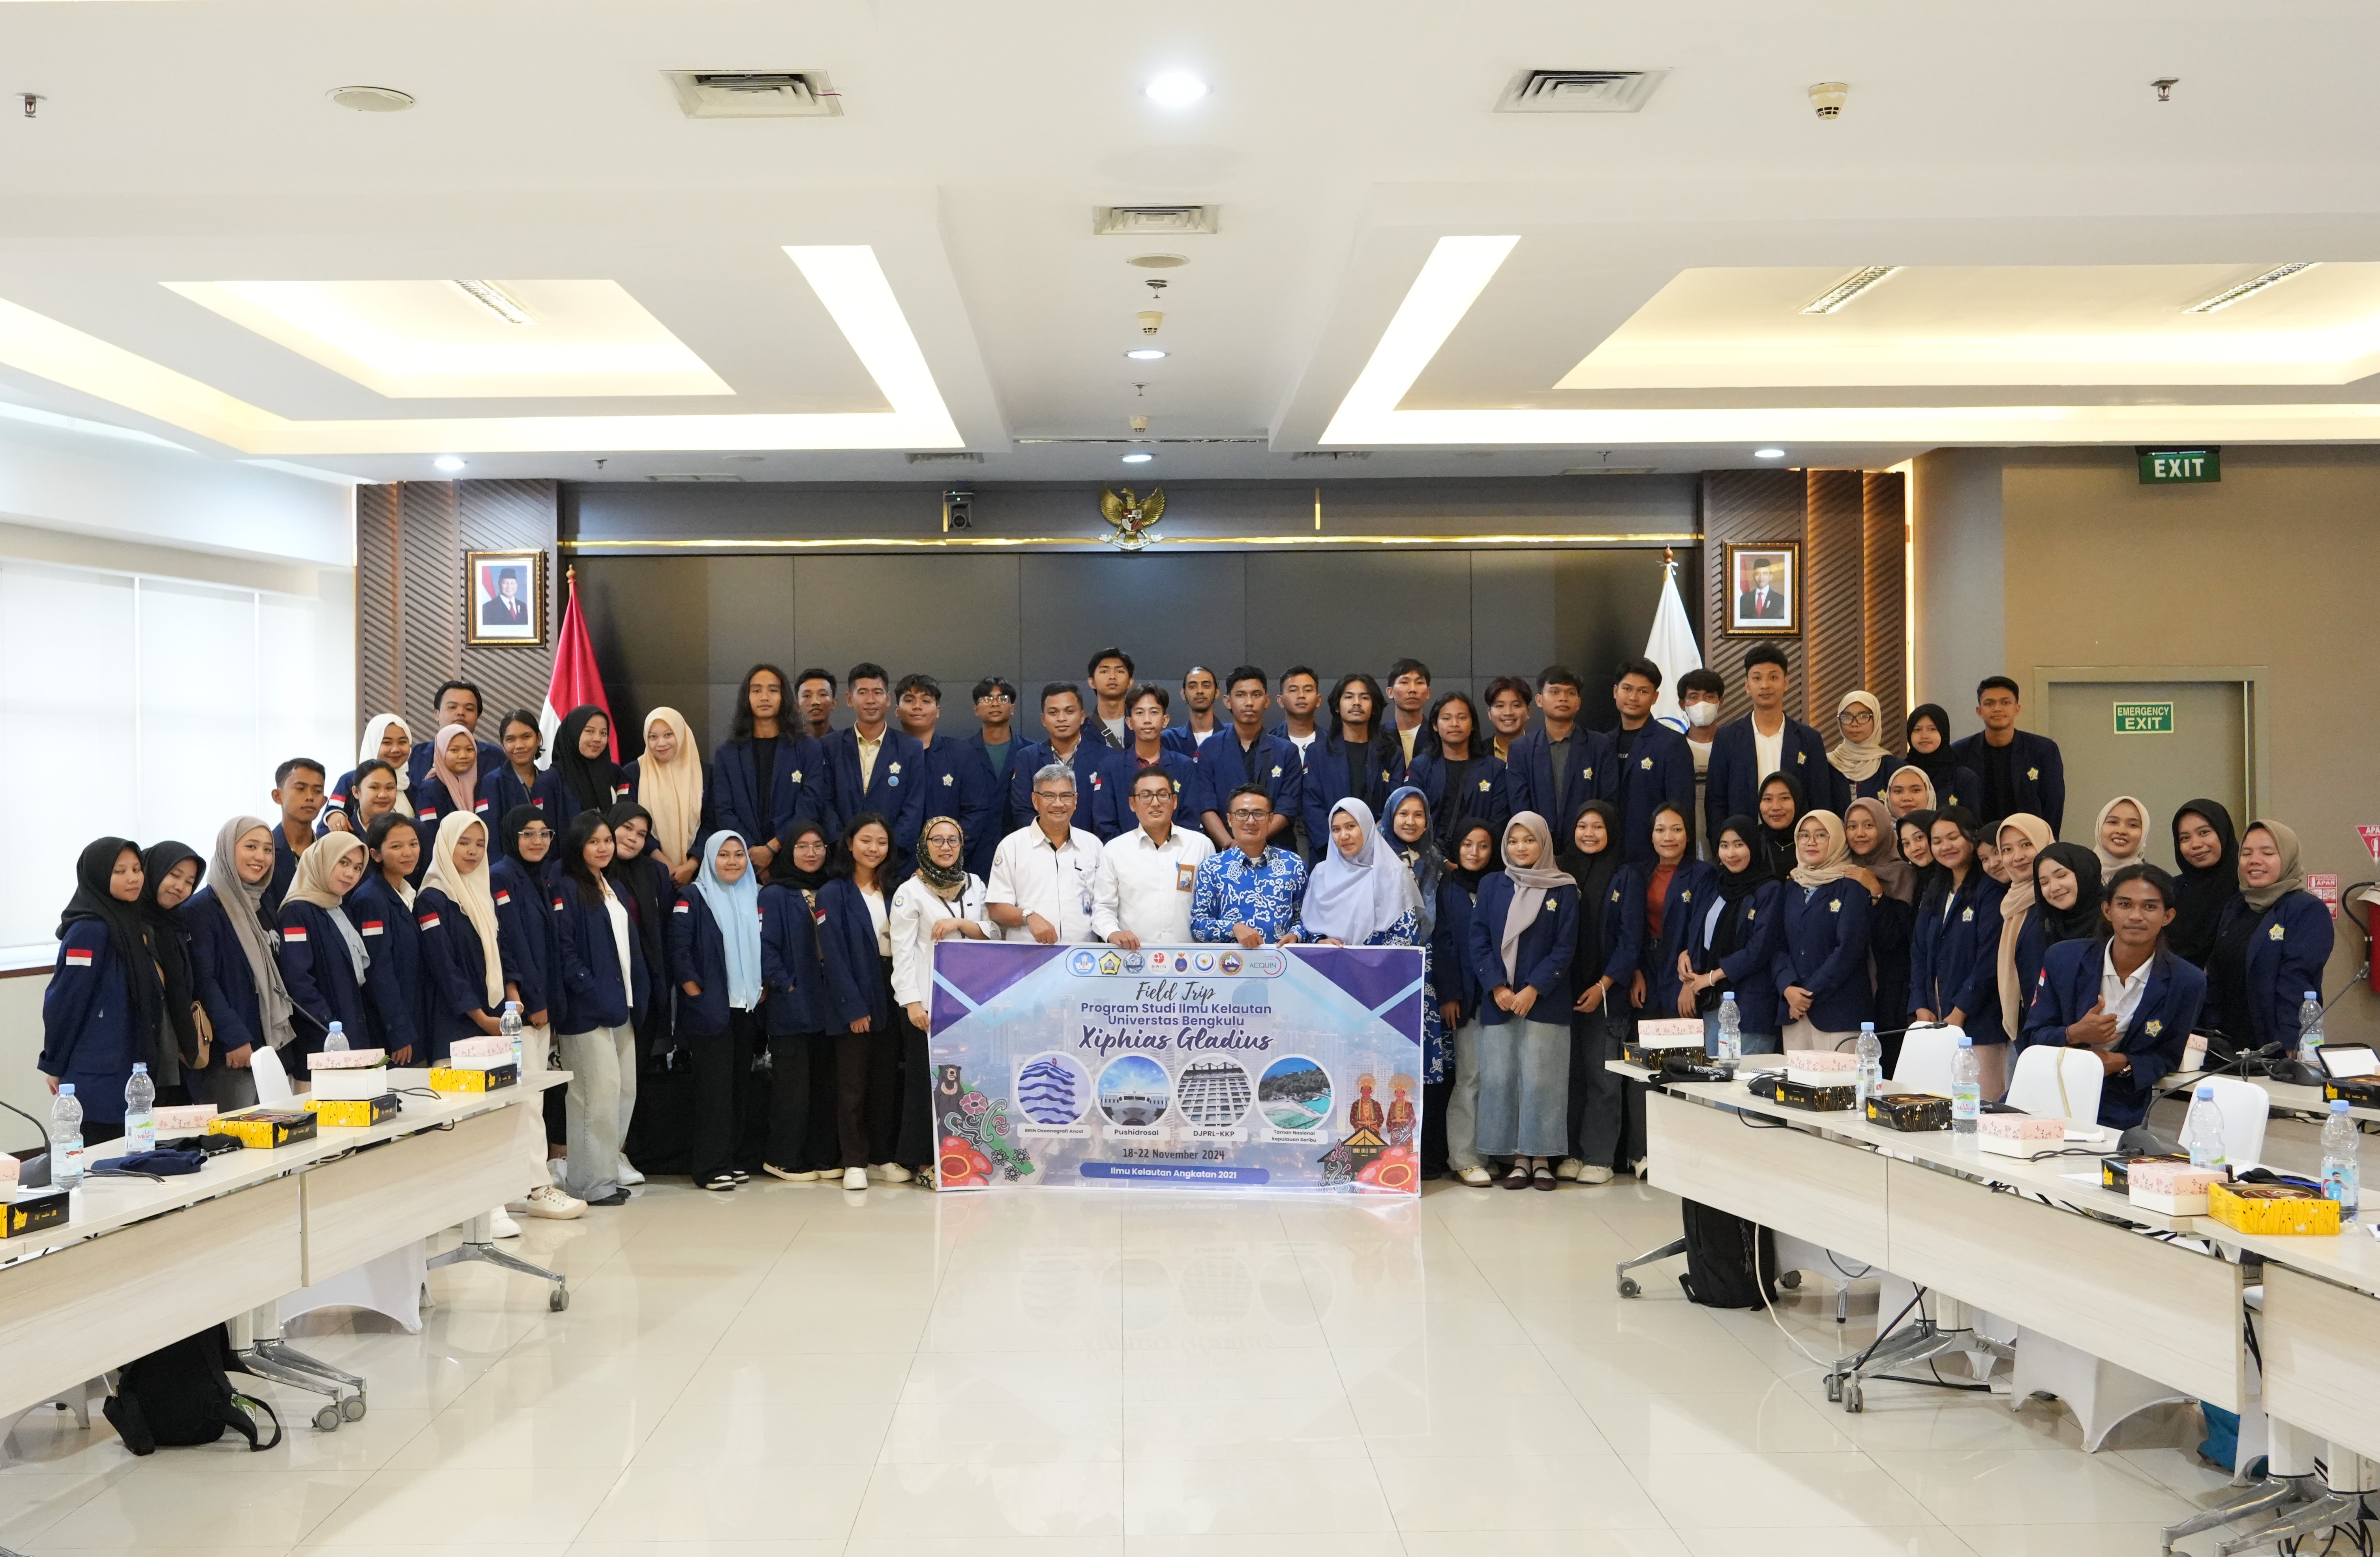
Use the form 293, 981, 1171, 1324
2309, 872, 2340, 919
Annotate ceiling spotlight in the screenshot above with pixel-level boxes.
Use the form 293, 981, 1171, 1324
1145, 73, 1208, 108
328, 85, 414, 112
1801, 266, 1902, 315
1125, 348, 1168, 360
1121, 452, 1154, 463
1753, 448, 1785, 460
434, 455, 466, 472
450, 279, 533, 325
2184, 263, 2318, 315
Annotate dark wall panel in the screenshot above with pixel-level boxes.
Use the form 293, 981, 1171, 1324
1018, 553, 1246, 684
1551, 548, 1694, 732
791, 555, 1022, 681
1245, 554, 1473, 686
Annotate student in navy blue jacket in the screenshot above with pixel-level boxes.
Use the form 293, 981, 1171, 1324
2011, 842, 2103, 1034
1434, 819, 1499, 1182
414, 813, 520, 1064
1678, 817, 1787, 1056
1116, 685, 1204, 836
1911, 808, 2007, 1049
824, 664, 928, 862
348, 813, 427, 1064
1011, 683, 1131, 842
552, 811, 649, 1207
333, 714, 417, 834
1844, 797, 1920, 1057
413, 724, 499, 840
491, 807, 561, 1035
1772, 810, 1875, 1047
550, 704, 623, 824
41, 837, 167, 1136
182, 817, 294, 1109
669, 832, 767, 1191
713, 665, 836, 887
1304, 675, 1404, 863
138, 840, 210, 1101
899, 673, 1003, 880
1465, 812, 1581, 1190
1192, 667, 1306, 851
1898, 705, 1983, 819
486, 709, 560, 824
1598, 659, 1699, 865
618, 707, 716, 892
758, 820, 836, 1180
266, 757, 331, 914
1562, 802, 1645, 1181
2021, 864, 2206, 1128
964, 676, 1023, 832
1160, 664, 1228, 760
1634, 804, 1717, 1032
1504, 668, 1608, 845
605, 804, 678, 1069
403, 681, 503, 791
322, 758, 408, 844
1948, 677, 2066, 834
1400, 691, 1514, 854
2206, 821, 2337, 1053
1703, 643, 1845, 848
275, 831, 375, 1070
1826, 692, 1900, 805
814, 814, 904, 1185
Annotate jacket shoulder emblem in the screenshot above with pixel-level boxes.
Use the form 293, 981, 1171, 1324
1828, 898, 1841, 913
2269, 923, 2285, 941
2027, 767, 2040, 781
2145, 1019, 2163, 1037
1640, 756, 1653, 770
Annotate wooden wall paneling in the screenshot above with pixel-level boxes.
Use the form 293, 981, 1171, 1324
452, 480, 562, 729
354, 484, 399, 725
1698, 471, 1807, 723
1804, 469, 1867, 730
1862, 471, 1909, 745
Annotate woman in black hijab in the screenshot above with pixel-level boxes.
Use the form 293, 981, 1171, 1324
552, 705, 622, 822
767, 818, 843, 1177
1558, 799, 1632, 1184
1900, 704, 1982, 816
1677, 816, 1786, 1055
1754, 773, 1806, 881
139, 841, 208, 1098
39, 839, 167, 1136
2166, 800, 2240, 967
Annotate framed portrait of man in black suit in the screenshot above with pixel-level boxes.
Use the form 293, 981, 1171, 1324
465, 548, 545, 646
1723, 542, 1799, 637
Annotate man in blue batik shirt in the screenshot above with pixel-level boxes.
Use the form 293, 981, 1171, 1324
1189, 784, 1308, 946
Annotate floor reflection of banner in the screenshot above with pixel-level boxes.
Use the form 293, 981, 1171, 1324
926, 942, 1426, 1194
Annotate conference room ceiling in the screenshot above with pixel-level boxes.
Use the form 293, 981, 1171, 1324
0, 0, 2376, 484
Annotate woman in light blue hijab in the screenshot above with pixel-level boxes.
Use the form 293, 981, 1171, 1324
670, 830, 765, 1190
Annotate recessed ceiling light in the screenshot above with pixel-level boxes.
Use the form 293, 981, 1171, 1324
1128, 253, 1189, 269
450, 280, 533, 326
1121, 452, 1154, 463
1125, 348, 1168, 360
328, 85, 414, 113
1753, 448, 1785, 459
434, 455, 466, 472
1145, 73, 1208, 108
1800, 266, 1902, 315
2184, 263, 2319, 315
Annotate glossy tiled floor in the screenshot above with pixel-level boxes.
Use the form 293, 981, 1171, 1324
0, 1177, 2249, 1556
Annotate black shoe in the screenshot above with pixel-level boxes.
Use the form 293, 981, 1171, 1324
730, 1169, 751, 1184
699, 1175, 737, 1193
589, 1188, 632, 1207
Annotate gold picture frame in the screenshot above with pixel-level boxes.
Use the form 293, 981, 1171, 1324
465, 548, 546, 646
1722, 541, 1800, 637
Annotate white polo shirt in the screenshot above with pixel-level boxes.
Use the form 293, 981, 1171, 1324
2101, 944, 2155, 1030
1092, 824, 1215, 945
985, 823, 1104, 944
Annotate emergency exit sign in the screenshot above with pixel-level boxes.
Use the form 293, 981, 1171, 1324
2137, 447, 2220, 483
2114, 701, 2175, 734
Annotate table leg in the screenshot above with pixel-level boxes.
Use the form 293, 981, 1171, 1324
425, 1214, 569, 1311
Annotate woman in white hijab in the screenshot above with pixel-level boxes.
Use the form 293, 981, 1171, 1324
620, 707, 711, 888
1298, 798, 1423, 947
334, 715, 413, 820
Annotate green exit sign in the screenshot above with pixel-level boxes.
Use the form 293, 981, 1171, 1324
2114, 702, 2175, 734
2137, 447, 2220, 484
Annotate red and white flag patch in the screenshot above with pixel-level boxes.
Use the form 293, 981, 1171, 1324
283, 927, 308, 942
417, 913, 441, 929
63, 948, 93, 967
360, 920, 384, 936
495, 891, 512, 905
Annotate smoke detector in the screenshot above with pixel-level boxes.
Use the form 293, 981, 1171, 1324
1128, 253, 1189, 269
665, 71, 842, 118
1809, 82, 1848, 118
1495, 69, 1669, 114
1136, 311, 1164, 336
1093, 205, 1217, 237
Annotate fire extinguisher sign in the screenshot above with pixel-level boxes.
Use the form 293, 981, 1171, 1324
2309, 873, 2341, 919
2359, 824, 2380, 863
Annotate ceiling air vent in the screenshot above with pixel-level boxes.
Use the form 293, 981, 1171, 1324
905, 452, 984, 466
665, 71, 841, 119
644, 473, 746, 483
1495, 69, 1668, 114
1093, 205, 1218, 238
1293, 450, 1371, 461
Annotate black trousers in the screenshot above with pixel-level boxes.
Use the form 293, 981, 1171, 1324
894, 1005, 933, 1168
690, 1008, 757, 1184
764, 1031, 823, 1172
1569, 1008, 1643, 1170
1420, 1078, 1452, 1176
833, 1028, 898, 1169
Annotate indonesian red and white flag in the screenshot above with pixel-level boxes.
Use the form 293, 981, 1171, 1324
539, 570, 615, 765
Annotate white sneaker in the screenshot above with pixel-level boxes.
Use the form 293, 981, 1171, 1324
870, 1162, 913, 1183
842, 1166, 868, 1190
547, 1158, 567, 1188
489, 1208, 522, 1239
1632, 1157, 1649, 1180
1456, 1165, 1493, 1187
512, 1184, 586, 1219
1555, 1158, 1584, 1181
1577, 1165, 1615, 1186
616, 1157, 645, 1187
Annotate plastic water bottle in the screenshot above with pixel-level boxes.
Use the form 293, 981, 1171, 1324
49, 1085, 83, 1188
124, 1063, 155, 1154
1855, 1023, 1883, 1109
323, 1020, 348, 1053
2322, 1099, 2361, 1223
2298, 992, 2326, 1068
1716, 993, 1742, 1064
1951, 1035, 1981, 1135
2183, 1084, 2228, 1169
502, 1001, 523, 1067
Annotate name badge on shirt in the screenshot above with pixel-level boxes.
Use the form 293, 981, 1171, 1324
1176, 863, 1195, 892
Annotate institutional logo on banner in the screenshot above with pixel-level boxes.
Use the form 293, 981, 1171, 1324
925, 942, 1426, 1194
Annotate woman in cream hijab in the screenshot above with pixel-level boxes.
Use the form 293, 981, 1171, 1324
1776, 810, 1877, 1051
1987, 813, 2056, 1096
2206, 820, 2337, 1052
416, 812, 514, 1053
2092, 795, 2153, 876
1828, 692, 1895, 804
621, 707, 708, 888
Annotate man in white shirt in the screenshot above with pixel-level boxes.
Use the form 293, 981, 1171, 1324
986, 762, 1103, 944
1094, 767, 1215, 948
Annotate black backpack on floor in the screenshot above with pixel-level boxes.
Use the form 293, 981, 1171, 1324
103, 1325, 281, 1454
1676, 1199, 1780, 1309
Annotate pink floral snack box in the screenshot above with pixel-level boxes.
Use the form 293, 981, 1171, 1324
1976, 1114, 2065, 1157
2127, 1161, 2229, 1215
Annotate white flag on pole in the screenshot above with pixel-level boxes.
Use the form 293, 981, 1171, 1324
1644, 557, 1704, 733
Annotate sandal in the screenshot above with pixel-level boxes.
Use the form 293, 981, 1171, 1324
1501, 1161, 1531, 1190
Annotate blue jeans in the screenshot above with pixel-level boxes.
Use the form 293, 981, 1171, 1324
1703, 1011, 1781, 1057
1472, 1016, 1570, 1159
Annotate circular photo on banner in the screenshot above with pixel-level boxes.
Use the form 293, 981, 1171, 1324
1174, 1056, 1253, 1126
1015, 1052, 1089, 1126
1097, 1054, 1172, 1126
1257, 1054, 1332, 1131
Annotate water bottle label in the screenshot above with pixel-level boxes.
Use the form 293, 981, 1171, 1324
2324, 1167, 2359, 1217
60, 1143, 82, 1178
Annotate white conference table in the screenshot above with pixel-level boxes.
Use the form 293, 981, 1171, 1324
0, 1072, 561, 1424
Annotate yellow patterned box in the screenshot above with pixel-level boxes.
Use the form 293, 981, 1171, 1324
428, 1063, 518, 1093
206, 1109, 319, 1149
0, 1188, 68, 1239
2207, 1179, 2340, 1236
304, 1094, 399, 1127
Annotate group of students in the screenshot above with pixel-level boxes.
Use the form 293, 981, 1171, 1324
39, 647, 2335, 1202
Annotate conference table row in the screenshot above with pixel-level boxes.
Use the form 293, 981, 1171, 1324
0, 1073, 561, 1426
1632, 1066, 2380, 1464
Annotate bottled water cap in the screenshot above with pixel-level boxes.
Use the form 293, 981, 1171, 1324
2306, 992, 2321, 1001
1860, 1022, 1875, 1032
1721, 991, 1735, 1002
2196, 1084, 2215, 1100
132, 1062, 147, 1073
58, 1084, 73, 1096
507, 1000, 521, 1011
2334, 1099, 2352, 1115
1956, 1034, 1972, 1048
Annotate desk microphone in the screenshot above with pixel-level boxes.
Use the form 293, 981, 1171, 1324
0, 1094, 57, 1188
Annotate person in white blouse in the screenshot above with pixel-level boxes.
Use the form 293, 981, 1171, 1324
890, 815, 996, 1180
986, 763, 1103, 944
1093, 767, 1214, 948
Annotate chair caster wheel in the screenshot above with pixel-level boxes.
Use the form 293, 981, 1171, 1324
341, 1394, 366, 1422
314, 1404, 342, 1432
548, 1286, 570, 1312
1825, 1375, 1842, 1402
1617, 1277, 1640, 1298
1779, 1270, 1802, 1290
1844, 1383, 1864, 1413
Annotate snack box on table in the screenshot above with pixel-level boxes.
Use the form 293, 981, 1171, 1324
2207, 1179, 2340, 1236
308, 1047, 387, 1069
1977, 1114, 2065, 1157
1866, 1092, 1952, 1131
304, 1095, 400, 1127
0, 1186, 68, 1239
153, 1104, 218, 1132
1621, 1018, 1705, 1066
207, 1109, 318, 1149
310, 1067, 396, 1102
2123, 1160, 2230, 1216
429, 1053, 518, 1093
